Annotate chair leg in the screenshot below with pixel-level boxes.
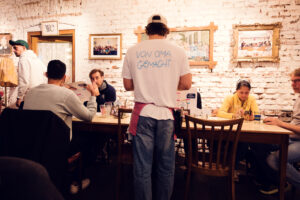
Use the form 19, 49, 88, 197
107, 138, 114, 163
78, 154, 83, 191
184, 167, 191, 200
291, 185, 296, 200
115, 163, 121, 200
228, 173, 235, 200
115, 145, 122, 200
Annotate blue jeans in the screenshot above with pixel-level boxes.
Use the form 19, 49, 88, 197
133, 116, 175, 200
267, 139, 300, 189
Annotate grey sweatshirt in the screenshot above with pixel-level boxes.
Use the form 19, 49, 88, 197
23, 84, 97, 139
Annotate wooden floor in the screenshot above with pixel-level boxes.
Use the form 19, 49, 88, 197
65, 159, 299, 200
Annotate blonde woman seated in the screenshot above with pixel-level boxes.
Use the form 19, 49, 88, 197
217, 80, 259, 120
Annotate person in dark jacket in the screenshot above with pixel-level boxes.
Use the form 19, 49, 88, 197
81, 69, 117, 164
84, 69, 116, 112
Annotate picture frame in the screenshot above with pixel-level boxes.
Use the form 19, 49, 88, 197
41, 21, 59, 36
134, 22, 218, 70
0, 33, 12, 56
233, 23, 281, 62
89, 34, 122, 60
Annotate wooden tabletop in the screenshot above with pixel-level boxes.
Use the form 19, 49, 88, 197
200, 117, 294, 135
73, 114, 293, 135
72, 113, 131, 125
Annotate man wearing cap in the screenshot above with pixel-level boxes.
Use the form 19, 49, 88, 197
122, 14, 191, 200
9, 40, 46, 107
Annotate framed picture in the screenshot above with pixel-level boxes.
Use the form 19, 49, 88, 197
89, 34, 122, 60
134, 22, 218, 70
41, 21, 59, 36
0, 33, 12, 56
233, 23, 281, 62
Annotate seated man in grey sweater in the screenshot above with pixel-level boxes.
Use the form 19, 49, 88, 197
23, 59, 98, 139
23, 59, 98, 194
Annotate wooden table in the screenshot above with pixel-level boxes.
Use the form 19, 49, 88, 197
73, 115, 293, 200
238, 121, 292, 200
73, 114, 130, 133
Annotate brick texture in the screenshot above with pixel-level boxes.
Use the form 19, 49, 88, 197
1, 0, 300, 113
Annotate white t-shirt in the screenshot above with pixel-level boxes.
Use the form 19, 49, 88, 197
122, 39, 190, 119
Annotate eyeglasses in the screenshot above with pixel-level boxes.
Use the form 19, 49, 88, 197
291, 79, 300, 83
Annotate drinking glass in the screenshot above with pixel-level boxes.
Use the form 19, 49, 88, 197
202, 108, 211, 119
100, 105, 106, 117
105, 102, 112, 116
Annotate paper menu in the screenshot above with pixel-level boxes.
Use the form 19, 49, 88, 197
66, 81, 91, 103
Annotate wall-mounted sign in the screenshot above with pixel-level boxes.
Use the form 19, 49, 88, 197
0, 33, 12, 56
41, 21, 59, 36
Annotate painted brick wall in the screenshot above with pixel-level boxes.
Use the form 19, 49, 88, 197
1, 0, 300, 112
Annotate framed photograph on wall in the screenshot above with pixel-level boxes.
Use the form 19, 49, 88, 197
0, 33, 12, 56
41, 21, 59, 36
134, 22, 218, 70
233, 23, 281, 62
89, 34, 122, 60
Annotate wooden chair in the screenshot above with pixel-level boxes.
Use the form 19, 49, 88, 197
0, 157, 65, 200
116, 107, 133, 200
0, 108, 83, 194
184, 115, 244, 200
174, 109, 191, 168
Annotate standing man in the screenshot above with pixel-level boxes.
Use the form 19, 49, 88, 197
262, 68, 300, 192
87, 69, 116, 111
122, 14, 192, 200
9, 39, 46, 107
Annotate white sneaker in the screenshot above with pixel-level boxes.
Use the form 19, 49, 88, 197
70, 178, 90, 194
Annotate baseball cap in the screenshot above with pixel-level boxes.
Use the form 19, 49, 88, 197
147, 14, 167, 26
9, 40, 29, 49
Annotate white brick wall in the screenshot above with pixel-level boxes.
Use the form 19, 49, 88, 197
1, 0, 300, 112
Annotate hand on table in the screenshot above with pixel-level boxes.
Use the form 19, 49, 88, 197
211, 108, 218, 117
233, 108, 244, 119
248, 114, 254, 121
263, 117, 282, 126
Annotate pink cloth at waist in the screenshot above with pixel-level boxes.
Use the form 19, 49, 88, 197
128, 102, 147, 136
128, 102, 175, 138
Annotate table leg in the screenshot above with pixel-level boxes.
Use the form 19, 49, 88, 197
278, 135, 289, 200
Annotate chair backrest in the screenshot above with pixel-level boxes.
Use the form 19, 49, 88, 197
184, 115, 244, 174
0, 157, 64, 200
0, 108, 70, 191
